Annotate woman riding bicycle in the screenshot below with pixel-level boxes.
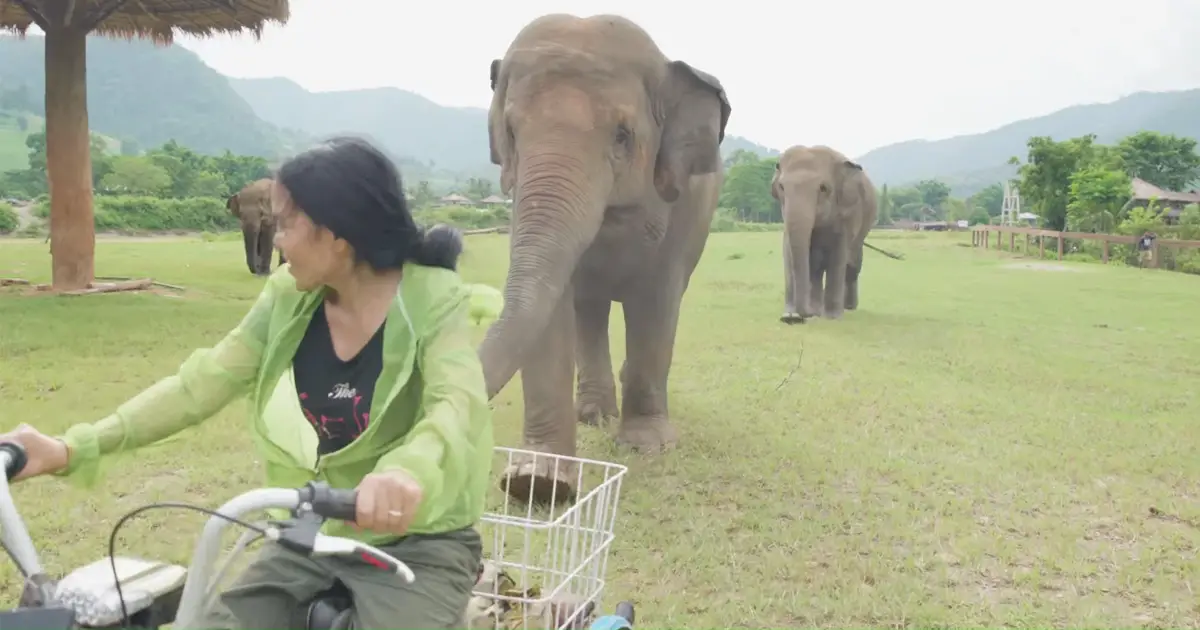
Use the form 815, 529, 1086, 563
0, 136, 494, 629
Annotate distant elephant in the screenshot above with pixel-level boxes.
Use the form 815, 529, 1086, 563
771, 145, 878, 322
479, 14, 731, 502
227, 178, 285, 276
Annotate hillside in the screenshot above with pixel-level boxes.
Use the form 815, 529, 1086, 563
0, 35, 297, 159
856, 89, 1200, 196
228, 76, 782, 181
3, 32, 1196, 198
0, 109, 120, 173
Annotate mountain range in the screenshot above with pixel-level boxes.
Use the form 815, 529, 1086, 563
1, 34, 1198, 196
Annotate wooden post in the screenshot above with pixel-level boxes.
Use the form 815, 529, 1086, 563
1056, 234, 1064, 260
1102, 240, 1109, 263
1009, 232, 1014, 252
1039, 236, 1045, 258
1150, 240, 1160, 268
1024, 234, 1030, 256
984, 229, 989, 249
44, 24, 96, 291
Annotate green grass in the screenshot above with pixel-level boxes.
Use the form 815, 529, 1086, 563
2, 231, 1199, 627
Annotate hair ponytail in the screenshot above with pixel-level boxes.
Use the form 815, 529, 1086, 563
411, 223, 464, 271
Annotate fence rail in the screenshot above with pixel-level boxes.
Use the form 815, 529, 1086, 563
970, 224, 1200, 268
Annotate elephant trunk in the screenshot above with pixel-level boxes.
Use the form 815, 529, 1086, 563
479, 144, 609, 399
784, 196, 817, 317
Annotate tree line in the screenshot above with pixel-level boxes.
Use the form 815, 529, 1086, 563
716, 130, 1200, 233
4, 128, 1196, 239
1009, 130, 1200, 232
0, 131, 272, 201
0, 132, 512, 235
719, 148, 1005, 227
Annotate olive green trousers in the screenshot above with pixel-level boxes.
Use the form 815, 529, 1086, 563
201, 527, 481, 629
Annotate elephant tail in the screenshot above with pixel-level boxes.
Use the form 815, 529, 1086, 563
863, 241, 905, 260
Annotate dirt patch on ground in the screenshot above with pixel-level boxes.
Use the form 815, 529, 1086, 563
1003, 262, 1083, 272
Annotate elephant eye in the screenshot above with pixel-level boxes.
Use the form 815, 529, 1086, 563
614, 124, 632, 147
820, 183, 831, 194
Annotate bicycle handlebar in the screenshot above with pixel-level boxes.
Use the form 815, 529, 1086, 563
0, 441, 415, 630
0, 442, 27, 480
0, 442, 44, 581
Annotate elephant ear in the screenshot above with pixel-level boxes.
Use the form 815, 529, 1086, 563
838, 160, 866, 206
770, 160, 783, 201
654, 61, 732, 203
487, 59, 504, 167
226, 193, 240, 218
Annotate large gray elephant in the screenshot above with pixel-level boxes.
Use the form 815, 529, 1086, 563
479, 14, 731, 502
772, 145, 878, 322
227, 178, 285, 276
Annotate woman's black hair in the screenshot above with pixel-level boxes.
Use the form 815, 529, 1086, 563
275, 135, 463, 271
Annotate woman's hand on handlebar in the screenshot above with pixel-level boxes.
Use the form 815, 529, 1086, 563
0, 424, 69, 481
352, 470, 423, 536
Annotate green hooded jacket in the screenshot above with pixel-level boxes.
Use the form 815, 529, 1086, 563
55, 263, 494, 545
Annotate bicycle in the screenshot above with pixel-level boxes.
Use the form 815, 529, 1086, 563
0, 441, 636, 630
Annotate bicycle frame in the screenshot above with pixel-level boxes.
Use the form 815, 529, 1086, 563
0, 444, 413, 629
1, 442, 637, 630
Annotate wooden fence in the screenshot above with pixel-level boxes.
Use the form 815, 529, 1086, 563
970, 225, 1200, 268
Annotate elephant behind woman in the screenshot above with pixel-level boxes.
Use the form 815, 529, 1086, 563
478, 13, 730, 502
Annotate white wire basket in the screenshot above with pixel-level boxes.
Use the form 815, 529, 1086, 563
468, 446, 628, 630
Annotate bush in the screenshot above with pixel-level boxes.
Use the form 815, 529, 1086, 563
710, 208, 783, 233
93, 196, 237, 232
412, 205, 510, 231
0, 203, 18, 234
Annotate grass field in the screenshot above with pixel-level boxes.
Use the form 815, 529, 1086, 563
1, 231, 1199, 627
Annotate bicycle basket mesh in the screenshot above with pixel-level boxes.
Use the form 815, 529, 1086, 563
467, 447, 627, 630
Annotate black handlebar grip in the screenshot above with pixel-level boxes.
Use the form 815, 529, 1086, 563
0, 442, 28, 481
304, 482, 359, 522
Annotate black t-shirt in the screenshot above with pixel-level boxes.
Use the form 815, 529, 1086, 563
292, 303, 387, 456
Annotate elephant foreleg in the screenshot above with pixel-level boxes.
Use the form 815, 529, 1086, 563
845, 242, 864, 311
616, 274, 682, 452
574, 296, 618, 427
781, 230, 805, 324
823, 233, 850, 318
255, 222, 276, 276
241, 225, 258, 275
499, 285, 579, 505
783, 214, 815, 322
808, 245, 826, 318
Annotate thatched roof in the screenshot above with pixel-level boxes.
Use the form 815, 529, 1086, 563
0, 0, 288, 43
1129, 177, 1200, 204
480, 195, 509, 204
440, 193, 471, 203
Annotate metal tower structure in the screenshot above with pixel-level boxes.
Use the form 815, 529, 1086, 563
1000, 180, 1022, 226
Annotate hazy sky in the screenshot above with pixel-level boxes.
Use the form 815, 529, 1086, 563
168, 0, 1200, 157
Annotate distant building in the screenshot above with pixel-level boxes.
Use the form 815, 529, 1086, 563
1123, 178, 1200, 224
439, 193, 473, 206
480, 195, 510, 206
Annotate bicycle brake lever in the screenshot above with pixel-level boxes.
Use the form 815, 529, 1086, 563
310, 534, 416, 584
